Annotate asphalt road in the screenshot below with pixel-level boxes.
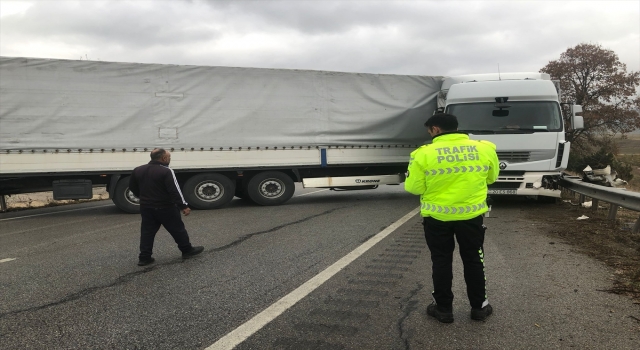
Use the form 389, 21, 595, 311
0, 185, 638, 349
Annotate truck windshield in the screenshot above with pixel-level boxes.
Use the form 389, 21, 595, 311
446, 101, 563, 133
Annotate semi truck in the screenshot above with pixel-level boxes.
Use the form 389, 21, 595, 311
0, 57, 442, 213
0, 58, 583, 213
438, 72, 583, 198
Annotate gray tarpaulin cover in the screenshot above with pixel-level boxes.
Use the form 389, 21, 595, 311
0, 57, 442, 150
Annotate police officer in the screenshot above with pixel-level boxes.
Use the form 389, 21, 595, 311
405, 113, 499, 323
129, 148, 204, 266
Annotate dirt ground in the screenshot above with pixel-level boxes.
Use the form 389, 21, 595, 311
544, 135, 639, 307
521, 192, 640, 306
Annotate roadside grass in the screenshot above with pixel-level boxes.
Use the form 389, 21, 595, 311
615, 133, 640, 156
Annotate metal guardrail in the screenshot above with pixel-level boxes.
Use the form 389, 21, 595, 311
559, 176, 640, 233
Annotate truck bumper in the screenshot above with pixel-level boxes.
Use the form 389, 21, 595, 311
488, 172, 562, 198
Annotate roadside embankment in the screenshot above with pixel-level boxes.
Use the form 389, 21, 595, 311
3, 187, 109, 211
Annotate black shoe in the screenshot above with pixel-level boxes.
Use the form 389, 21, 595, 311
182, 246, 204, 259
471, 304, 493, 321
427, 302, 454, 323
137, 257, 155, 266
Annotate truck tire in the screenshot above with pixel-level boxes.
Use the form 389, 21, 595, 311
112, 176, 141, 214
183, 173, 235, 209
245, 171, 295, 206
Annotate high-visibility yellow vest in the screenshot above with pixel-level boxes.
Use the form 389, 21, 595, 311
404, 133, 499, 221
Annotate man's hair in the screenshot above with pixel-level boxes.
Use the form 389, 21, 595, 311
150, 148, 166, 161
424, 113, 458, 132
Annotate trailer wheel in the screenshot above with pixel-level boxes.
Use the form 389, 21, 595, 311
183, 173, 235, 209
245, 171, 295, 206
112, 176, 140, 214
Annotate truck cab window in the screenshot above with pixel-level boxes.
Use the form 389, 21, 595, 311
447, 101, 563, 133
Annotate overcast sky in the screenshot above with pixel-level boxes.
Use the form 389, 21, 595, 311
0, 0, 638, 76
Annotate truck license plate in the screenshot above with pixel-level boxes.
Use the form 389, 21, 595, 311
488, 189, 518, 195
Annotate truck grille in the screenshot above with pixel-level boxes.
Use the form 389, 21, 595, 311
497, 151, 530, 163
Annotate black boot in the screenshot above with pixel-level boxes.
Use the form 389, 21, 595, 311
137, 257, 155, 266
182, 246, 204, 259
427, 302, 454, 323
470, 304, 493, 321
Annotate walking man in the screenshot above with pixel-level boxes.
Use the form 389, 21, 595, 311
405, 113, 499, 323
129, 148, 204, 266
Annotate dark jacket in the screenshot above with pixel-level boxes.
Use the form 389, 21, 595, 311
129, 161, 189, 209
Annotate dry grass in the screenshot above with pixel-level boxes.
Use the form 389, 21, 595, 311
616, 133, 640, 155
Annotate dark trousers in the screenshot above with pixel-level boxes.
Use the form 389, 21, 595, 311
139, 206, 193, 259
423, 215, 487, 309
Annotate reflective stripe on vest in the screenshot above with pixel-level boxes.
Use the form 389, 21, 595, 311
425, 165, 490, 176
421, 202, 487, 215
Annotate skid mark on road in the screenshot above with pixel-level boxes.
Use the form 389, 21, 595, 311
211, 207, 346, 253
0, 208, 348, 320
0, 267, 156, 319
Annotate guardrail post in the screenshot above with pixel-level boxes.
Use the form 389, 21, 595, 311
607, 205, 618, 221
560, 176, 640, 233
0, 195, 6, 212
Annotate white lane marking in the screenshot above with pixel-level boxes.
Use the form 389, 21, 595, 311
294, 189, 329, 197
206, 207, 420, 350
0, 204, 114, 222
0, 258, 17, 263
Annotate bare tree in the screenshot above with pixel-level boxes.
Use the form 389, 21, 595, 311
540, 43, 640, 151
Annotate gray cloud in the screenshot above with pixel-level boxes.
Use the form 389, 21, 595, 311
1, 1, 220, 48
0, 0, 637, 75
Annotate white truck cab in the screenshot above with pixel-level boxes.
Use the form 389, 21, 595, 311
439, 73, 583, 198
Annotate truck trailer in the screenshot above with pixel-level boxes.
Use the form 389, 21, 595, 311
438, 72, 583, 198
0, 57, 442, 213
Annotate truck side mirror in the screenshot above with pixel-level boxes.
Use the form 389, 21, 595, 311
571, 105, 583, 116
571, 105, 584, 130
